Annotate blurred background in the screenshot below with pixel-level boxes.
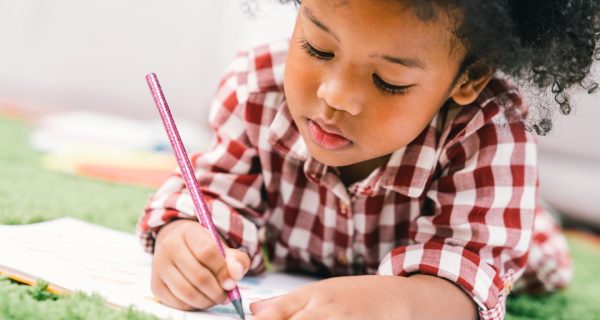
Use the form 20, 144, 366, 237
0, 0, 295, 121
0, 0, 598, 228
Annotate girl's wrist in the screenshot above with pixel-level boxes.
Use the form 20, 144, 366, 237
155, 219, 195, 243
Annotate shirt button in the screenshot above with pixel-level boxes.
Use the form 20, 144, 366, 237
339, 202, 348, 215
336, 254, 349, 266
504, 281, 514, 294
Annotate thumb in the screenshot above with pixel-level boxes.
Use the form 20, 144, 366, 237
224, 247, 251, 281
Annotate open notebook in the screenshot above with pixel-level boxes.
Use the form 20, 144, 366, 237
0, 217, 315, 319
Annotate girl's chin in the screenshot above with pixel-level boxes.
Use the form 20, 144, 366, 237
305, 144, 363, 167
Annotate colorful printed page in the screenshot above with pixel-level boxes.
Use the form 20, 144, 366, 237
0, 217, 315, 319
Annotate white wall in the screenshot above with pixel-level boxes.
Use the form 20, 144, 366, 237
537, 90, 600, 160
536, 90, 600, 224
0, 0, 297, 123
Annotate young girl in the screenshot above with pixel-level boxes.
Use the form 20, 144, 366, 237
137, 0, 599, 319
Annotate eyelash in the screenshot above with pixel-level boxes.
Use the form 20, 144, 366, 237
298, 39, 410, 96
372, 74, 410, 95
299, 39, 334, 60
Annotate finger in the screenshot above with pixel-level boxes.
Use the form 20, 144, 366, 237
172, 246, 228, 305
183, 226, 234, 289
161, 264, 215, 309
251, 294, 305, 320
225, 248, 251, 281
150, 276, 194, 311
289, 309, 321, 320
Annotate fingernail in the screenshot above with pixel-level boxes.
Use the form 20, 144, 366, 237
250, 297, 277, 314
221, 279, 235, 291
233, 261, 244, 280
226, 256, 245, 280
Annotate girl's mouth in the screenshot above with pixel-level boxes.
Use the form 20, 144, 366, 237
307, 119, 352, 151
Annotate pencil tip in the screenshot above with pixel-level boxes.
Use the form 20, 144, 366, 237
231, 299, 245, 319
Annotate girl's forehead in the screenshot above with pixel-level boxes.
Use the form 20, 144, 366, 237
306, 0, 456, 39
303, 0, 462, 61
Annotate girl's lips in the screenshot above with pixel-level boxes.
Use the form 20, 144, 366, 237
307, 119, 352, 150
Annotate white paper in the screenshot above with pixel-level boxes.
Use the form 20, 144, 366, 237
0, 217, 315, 319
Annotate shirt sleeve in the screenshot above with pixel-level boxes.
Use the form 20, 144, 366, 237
136, 51, 268, 273
377, 116, 537, 320
516, 206, 572, 293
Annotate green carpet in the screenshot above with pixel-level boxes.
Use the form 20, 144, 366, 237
1, 116, 599, 319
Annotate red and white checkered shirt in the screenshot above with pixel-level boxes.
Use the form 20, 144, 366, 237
137, 39, 572, 320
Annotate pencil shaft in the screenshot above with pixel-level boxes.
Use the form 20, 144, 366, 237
145, 73, 244, 316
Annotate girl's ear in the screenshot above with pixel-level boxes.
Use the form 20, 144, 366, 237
449, 70, 494, 106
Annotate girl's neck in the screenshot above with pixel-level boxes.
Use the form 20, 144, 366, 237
337, 154, 390, 187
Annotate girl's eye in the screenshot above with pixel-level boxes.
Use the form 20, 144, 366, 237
372, 74, 410, 95
299, 38, 410, 96
300, 40, 334, 60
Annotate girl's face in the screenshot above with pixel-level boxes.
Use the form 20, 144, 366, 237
284, 0, 469, 168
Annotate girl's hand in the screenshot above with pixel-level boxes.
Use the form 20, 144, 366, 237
150, 219, 250, 310
249, 275, 412, 320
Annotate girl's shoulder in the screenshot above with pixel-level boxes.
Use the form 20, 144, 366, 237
209, 40, 291, 149
225, 39, 290, 96
437, 76, 529, 142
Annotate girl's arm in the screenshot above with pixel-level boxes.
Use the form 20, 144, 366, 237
250, 274, 477, 320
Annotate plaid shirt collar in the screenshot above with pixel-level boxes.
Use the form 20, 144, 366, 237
267, 99, 441, 199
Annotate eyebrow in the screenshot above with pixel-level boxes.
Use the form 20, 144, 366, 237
380, 55, 427, 70
303, 7, 339, 41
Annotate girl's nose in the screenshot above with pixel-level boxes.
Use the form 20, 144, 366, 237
316, 72, 363, 116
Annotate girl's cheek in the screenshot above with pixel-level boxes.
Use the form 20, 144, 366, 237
301, 60, 325, 93
288, 58, 320, 98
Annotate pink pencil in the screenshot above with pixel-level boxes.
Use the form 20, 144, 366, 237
145, 73, 245, 319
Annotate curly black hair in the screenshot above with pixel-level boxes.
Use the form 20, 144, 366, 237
255, 0, 600, 135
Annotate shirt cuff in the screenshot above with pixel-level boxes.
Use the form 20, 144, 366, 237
136, 207, 195, 254
136, 195, 264, 272
377, 241, 516, 320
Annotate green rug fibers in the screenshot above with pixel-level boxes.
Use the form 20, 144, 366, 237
1, 116, 599, 319
0, 278, 156, 320
508, 237, 600, 320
